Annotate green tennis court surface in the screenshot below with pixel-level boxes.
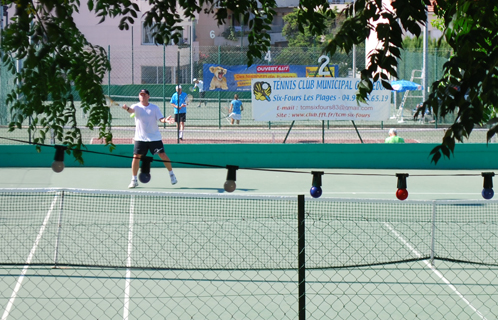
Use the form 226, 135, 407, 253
1, 168, 497, 319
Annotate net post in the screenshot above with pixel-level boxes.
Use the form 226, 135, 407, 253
430, 200, 436, 266
351, 120, 364, 143
322, 120, 325, 143
177, 50, 181, 144
52, 190, 65, 268
298, 194, 306, 320
283, 121, 295, 144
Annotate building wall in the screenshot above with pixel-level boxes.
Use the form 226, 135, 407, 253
197, 13, 224, 46
61, 2, 442, 84
72, 0, 196, 85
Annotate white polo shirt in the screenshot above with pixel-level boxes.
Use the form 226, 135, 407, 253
195, 80, 204, 92
130, 102, 164, 141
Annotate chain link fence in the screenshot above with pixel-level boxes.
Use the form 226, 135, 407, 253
1, 189, 497, 319
2, 45, 493, 145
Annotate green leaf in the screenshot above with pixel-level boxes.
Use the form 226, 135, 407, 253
430, 147, 442, 164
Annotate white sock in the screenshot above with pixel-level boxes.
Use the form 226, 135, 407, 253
169, 171, 175, 176
132, 176, 137, 181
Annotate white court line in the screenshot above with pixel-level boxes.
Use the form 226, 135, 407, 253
2, 195, 59, 320
383, 222, 487, 320
123, 195, 135, 320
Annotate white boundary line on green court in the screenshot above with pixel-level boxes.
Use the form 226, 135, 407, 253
383, 222, 487, 320
122, 195, 135, 320
1, 194, 59, 320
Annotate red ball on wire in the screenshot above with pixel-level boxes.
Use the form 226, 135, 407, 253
396, 188, 409, 201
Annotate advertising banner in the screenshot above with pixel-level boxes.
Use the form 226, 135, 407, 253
203, 64, 339, 92
251, 77, 391, 122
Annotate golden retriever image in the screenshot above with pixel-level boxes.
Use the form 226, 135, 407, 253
209, 66, 228, 90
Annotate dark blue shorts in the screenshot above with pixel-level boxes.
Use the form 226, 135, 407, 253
175, 113, 186, 123
133, 140, 165, 156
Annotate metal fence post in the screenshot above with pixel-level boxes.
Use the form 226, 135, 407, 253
298, 194, 306, 320
107, 45, 111, 96
218, 46, 221, 129
163, 44, 166, 128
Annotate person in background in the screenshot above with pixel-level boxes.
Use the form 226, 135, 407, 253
229, 94, 244, 125
193, 78, 206, 107
170, 85, 187, 140
385, 128, 405, 143
123, 89, 177, 188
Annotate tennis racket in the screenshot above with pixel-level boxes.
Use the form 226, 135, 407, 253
187, 94, 194, 105
104, 95, 120, 107
221, 100, 232, 123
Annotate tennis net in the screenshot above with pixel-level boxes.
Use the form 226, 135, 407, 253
1, 188, 497, 269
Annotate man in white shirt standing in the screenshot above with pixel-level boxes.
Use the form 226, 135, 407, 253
193, 78, 206, 107
123, 89, 177, 188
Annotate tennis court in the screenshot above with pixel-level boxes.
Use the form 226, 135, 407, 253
1, 167, 497, 319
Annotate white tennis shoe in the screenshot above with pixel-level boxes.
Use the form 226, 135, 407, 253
128, 180, 138, 189
170, 174, 177, 185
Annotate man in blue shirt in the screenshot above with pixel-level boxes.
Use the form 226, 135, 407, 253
229, 94, 244, 125
170, 85, 188, 140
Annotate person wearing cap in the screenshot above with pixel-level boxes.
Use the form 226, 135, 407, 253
192, 78, 205, 107
170, 85, 188, 140
122, 89, 177, 188
385, 128, 405, 143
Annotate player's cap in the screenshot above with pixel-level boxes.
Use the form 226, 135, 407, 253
176, 85, 182, 90
139, 89, 150, 95
192, 78, 197, 83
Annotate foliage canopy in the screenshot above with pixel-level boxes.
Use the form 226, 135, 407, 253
1, 0, 497, 163
282, 8, 342, 48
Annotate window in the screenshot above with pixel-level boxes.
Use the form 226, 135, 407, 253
171, 30, 185, 45
328, 0, 353, 3
142, 23, 157, 45
143, 22, 187, 45
141, 66, 171, 84
141, 65, 190, 84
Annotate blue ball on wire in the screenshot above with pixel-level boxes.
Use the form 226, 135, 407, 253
139, 173, 151, 184
481, 188, 494, 200
310, 186, 322, 198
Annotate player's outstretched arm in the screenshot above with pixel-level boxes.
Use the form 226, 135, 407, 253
160, 115, 174, 124
122, 104, 134, 113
